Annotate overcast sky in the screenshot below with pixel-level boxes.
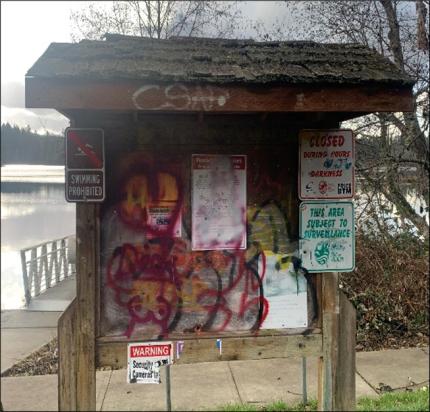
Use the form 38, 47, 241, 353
1, 1, 295, 135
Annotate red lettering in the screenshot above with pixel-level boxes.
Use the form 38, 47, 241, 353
330, 151, 351, 158
309, 135, 345, 147
130, 344, 171, 358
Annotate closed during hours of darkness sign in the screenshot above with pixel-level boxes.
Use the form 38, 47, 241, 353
299, 202, 355, 272
299, 129, 354, 200
65, 128, 105, 202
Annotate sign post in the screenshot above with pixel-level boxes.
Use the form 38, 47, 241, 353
65, 128, 105, 202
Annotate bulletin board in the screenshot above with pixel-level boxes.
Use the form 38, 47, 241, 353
99, 140, 319, 341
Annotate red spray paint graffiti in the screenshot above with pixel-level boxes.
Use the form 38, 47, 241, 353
106, 238, 268, 338
100, 151, 312, 339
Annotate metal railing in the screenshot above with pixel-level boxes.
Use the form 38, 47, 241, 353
20, 235, 76, 306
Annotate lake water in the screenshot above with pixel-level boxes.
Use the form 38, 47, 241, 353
1, 165, 76, 309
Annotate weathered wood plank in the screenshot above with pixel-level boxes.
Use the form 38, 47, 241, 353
96, 334, 323, 369
319, 273, 340, 411
95, 219, 101, 339
75, 204, 98, 411
26, 78, 414, 113
98, 328, 321, 343
315, 274, 323, 329
335, 291, 356, 411
58, 298, 77, 411
317, 356, 324, 411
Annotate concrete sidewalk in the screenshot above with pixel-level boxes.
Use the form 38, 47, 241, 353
1, 275, 75, 374
1, 310, 62, 374
1, 309, 429, 411
1, 347, 428, 411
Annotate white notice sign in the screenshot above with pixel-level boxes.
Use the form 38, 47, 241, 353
192, 154, 247, 250
299, 129, 354, 199
299, 202, 355, 272
259, 252, 308, 329
127, 342, 173, 384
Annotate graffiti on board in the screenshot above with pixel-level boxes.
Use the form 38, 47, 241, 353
132, 84, 230, 111
101, 151, 311, 339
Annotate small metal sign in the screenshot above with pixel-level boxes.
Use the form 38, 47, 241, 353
127, 342, 173, 384
299, 201, 355, 272
65, 128, 105, 202
299, 129, 354, 200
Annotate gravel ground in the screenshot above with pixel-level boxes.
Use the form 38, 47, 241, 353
1, 338, 59, 377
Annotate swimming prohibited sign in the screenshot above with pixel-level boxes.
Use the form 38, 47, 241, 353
65, 128, 105, 202
127, 342, 173, 384
299, 129, 354, 200
299, 202, 355, 272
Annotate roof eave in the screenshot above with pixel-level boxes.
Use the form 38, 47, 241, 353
25, 76, 415, 114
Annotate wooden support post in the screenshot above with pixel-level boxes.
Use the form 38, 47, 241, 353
75, 203, 99, 411
319, 272, 339, 411
317, 273, 357, 411
58, 299, 78, 411
335, 291, 356, 410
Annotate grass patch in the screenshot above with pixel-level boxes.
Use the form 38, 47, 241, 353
357, 389, 429, 411
217, 400, 317, 412
217, 388, 429, 411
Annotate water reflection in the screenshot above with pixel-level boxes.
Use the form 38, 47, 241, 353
1, 181, 75, 309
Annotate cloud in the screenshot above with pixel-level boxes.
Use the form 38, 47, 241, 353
1, 105, 69, 135
1, 80, 69, 134
1, 81, 25, 108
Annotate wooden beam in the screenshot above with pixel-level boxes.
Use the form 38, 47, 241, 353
319, 272, 340, 411
335, 291, 357, 411
58, 299, 77, 411
75, 204, 99, 411
96, 333, 323, 369
26, 78, 414, 113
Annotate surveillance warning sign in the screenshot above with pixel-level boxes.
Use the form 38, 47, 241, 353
65, 128, 105, 202
299, 201, 355, 272
127, 342, 173, 384
299, 129, 354, 200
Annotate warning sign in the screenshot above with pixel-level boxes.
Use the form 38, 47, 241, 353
147, 206, 181, 238
127, 342, 173, 384
299, 129, 354, 200
65, 128, 105, 202
299, 202, 355, 272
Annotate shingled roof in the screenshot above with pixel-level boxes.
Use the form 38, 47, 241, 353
26, 34, 414, 86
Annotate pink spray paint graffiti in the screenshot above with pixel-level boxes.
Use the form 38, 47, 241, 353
100, 150, 311, 339
106, 238, 269, 338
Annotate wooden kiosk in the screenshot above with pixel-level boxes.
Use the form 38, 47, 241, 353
25, 35, 414, 411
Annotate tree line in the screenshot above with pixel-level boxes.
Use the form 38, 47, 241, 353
1, 123, 65, 166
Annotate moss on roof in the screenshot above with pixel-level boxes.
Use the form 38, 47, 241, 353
26, 34, 414, 86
